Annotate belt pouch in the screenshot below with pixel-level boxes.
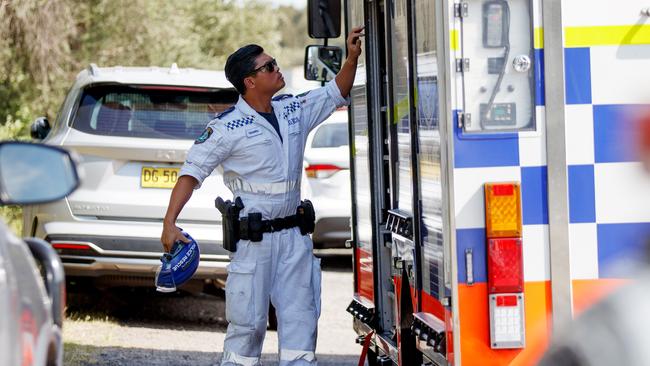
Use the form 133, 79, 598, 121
247, 212, 264, 242
297, 199, 316, 235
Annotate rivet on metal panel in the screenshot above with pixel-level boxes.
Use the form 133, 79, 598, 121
455, 58, 470, 72
454, 2, 469, 18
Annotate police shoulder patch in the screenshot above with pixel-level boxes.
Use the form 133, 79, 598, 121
194, 127, 213, 144
272, 94, 293, 101
216, 106, 235, 119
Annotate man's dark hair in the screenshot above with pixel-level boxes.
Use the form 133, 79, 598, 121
225, 44, 264, 95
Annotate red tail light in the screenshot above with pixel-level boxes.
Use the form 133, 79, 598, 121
305, 164, 342, 179
487, 238, 524, 293
52, 243, 92, 250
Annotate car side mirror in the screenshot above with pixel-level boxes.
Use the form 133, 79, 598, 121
304, 45, 343, 82
0, 142, 80, 205
30, 117, 51, 140
307, 0, 341, 38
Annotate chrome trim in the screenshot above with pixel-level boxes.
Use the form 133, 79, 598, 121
60, 255, 228, 276
86, 216, 220, 225
543, 0, 574, 329
441, 1, 462, 365
413, 312, 447, 365
374, 331, 399, 363
49, 240, 229, 260
353, 294, 376, 310
413, 312, 445, 333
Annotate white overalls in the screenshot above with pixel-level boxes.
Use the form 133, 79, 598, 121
179, 81, 348, 366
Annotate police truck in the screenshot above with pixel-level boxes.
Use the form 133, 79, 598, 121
305, 0, 650, 365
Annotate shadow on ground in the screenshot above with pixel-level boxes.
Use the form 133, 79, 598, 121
64, 344, 362, 366
66, 286, 228, 330
65, 253, 351, 326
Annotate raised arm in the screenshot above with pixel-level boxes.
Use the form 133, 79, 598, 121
335, 25, 365, 98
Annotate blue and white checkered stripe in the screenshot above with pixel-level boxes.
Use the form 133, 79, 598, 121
563, 48, 650, 280
282, 101, 301, 120
454, 1, 650, 283
562, 0, 650, 280
225, 116, 255, 131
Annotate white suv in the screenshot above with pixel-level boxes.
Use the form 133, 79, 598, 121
23, 64, 238, 289
303, 110, 352, 249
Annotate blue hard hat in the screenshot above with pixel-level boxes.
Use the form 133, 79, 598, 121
155, 229, 200, 292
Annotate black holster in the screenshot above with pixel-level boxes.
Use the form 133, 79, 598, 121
297, 199, 316, 235
215, 196, 244, 252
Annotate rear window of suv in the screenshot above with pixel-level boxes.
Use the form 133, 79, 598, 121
311, 123, 349, 148
72, 84, 238, 139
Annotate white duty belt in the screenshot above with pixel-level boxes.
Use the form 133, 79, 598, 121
225, 177, 300, 195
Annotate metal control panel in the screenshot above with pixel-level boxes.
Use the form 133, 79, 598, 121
456, 0, 536, 132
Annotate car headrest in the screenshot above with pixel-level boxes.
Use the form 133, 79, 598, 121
96, 102, 131, 134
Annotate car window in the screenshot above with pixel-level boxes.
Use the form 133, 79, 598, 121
72, 85, 238, 139
311, 123, 349, 148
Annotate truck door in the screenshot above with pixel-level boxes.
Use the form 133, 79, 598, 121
384, 0, 422, 364
345, 0, 390, 348
409, 1, 452, 365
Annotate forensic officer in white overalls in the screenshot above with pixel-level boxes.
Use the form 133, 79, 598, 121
161, 27, 364, 366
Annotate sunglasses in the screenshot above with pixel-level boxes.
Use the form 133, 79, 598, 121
250, 59, 278, 75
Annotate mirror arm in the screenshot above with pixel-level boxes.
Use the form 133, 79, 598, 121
321, 38, 329, 87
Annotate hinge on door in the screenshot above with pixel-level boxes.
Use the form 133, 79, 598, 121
454, 2, 469, 18
381, 228, 392, 248
455, 58, 470, 73
457, 111, 471, 129
441, 297, 451, 307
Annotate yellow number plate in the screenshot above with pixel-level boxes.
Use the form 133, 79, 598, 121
141, 167, 179, 189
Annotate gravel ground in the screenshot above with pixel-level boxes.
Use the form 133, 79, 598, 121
63, 253, 365, 365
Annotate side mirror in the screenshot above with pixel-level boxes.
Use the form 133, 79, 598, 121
30, 117, 51, 140
307, 0, 341, 38
304, 45, 343, 82
0, 142, 79, 205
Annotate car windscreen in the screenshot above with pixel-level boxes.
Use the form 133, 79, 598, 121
311, 123, 349, 148
71, 84, 238, 139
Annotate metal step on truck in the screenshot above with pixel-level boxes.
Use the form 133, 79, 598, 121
304, 0, 650, 365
